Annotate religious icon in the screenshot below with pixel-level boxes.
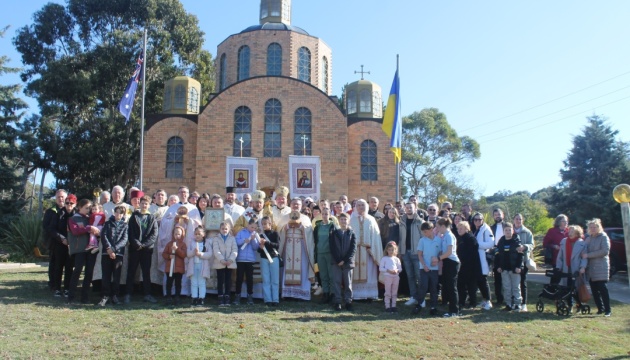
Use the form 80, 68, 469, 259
296, 169, 312, 188
204, 208, 225, 231
234, 170, 248, 188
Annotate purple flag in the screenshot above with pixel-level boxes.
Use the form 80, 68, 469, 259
118, 53, 144, 121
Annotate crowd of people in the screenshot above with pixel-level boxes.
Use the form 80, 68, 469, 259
40, 185, 613, 317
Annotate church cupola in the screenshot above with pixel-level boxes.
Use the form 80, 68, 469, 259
345, 67, 383, 119
260, 0, 291, 25
162, 76, 201, 115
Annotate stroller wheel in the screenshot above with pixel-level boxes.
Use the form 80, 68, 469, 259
557, 303, 570, 316
536, 300, 544, 313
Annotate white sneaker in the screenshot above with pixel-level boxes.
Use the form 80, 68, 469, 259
404, 298, 418, 306
98, 296, 108, 307
482, 301, 493, 310
313, 286, 323, 296
520, 304, 528, 312
420, 300, 426, 308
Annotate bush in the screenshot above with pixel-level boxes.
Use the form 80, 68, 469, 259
0, 213, 43, 257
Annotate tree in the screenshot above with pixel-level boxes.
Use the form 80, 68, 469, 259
546, 115, 630, 227
0, 27, 29, 218
401, 108, 481, 206
13, 0, 214, 197
481, 191, 553, 235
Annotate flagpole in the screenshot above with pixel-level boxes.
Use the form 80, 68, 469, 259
139, 29, 147, 190
395, 54, 400, 202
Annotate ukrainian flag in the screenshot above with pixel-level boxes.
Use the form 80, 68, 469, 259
381, 69, 401, 163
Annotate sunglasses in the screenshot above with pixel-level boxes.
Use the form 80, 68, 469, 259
446, 208, 452, 210
65, 202, 75, 205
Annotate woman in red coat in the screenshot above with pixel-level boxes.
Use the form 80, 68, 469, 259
542, 214, 569, 267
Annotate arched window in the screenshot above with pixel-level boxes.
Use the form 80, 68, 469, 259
187, 87, 198, 113
163, 86, 172, 112
219, 53, 227, 90
372, 91, 383, 118
361, 140, 378, 181
347, 90, 357, 114
298, 47, 311, 83
321, 56, 329, 94
359, 89, 371, 112
233, 106, 252, 157
264, 99, 282, 157
267, 43, 282, 76
294, 107, 311, 155
238, 45, 250, 81
174, 84, 186, 109
166, 136, 184, 178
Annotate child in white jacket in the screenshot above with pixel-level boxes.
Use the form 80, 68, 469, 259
187, 226, 212, 306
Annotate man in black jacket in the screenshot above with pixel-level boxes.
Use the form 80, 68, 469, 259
42, 189, 66, 291
124, 192, 158, 304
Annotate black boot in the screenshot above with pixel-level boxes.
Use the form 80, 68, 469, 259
321, 293, 330, 304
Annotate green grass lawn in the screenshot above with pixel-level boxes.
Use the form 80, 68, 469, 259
1, 268, 629, 359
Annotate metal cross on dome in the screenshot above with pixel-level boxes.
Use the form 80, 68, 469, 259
354, 65, 370, 80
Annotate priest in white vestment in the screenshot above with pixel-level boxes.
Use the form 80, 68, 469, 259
279, 198, 315, 300
348, 199, 382, 300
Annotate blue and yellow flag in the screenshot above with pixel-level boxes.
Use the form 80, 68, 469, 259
381, 69, 401, 163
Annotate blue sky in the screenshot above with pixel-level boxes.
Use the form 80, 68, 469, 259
2, 1, 629, 197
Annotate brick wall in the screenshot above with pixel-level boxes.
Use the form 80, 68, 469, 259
217, 30, 332, 94
347, 121, 398, 205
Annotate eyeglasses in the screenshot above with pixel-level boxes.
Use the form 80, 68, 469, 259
65, 202, 75, 205
473, 218, 483, 221
446, 208, 452, 210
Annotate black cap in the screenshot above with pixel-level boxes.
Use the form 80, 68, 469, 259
226, 186, 235, 193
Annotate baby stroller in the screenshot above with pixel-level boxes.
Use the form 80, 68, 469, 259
536, 269, 591, 316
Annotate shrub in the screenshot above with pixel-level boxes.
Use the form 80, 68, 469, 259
0, 213, 43, 257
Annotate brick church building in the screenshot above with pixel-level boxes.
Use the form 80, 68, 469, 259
143, 0, 396, 203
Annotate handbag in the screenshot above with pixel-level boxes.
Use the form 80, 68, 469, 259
576, 274, 591, 303
526, 258, 537, 271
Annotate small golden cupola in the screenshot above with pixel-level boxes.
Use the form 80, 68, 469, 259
162, 76, 201, 115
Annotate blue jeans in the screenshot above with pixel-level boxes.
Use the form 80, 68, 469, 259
403, 252, 421, 300
260, 258, 280, 303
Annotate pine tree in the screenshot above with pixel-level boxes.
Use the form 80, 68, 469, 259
547, 115, 630, 227
0, 27, 29, 215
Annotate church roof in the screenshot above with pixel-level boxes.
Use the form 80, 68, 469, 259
240, 22, 309, 35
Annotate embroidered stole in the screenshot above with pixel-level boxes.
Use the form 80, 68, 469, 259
283, 225, 307, 285
354, 217, 369, 284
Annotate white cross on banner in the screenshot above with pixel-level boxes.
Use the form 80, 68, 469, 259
288, 155, 321, 201
226, 156, 258, 201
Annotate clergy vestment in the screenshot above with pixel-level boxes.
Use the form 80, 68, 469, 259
224, 202, 245, 223
272, 205, 291, 230
279, 214, 315, 300
348, 212, 382, 300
